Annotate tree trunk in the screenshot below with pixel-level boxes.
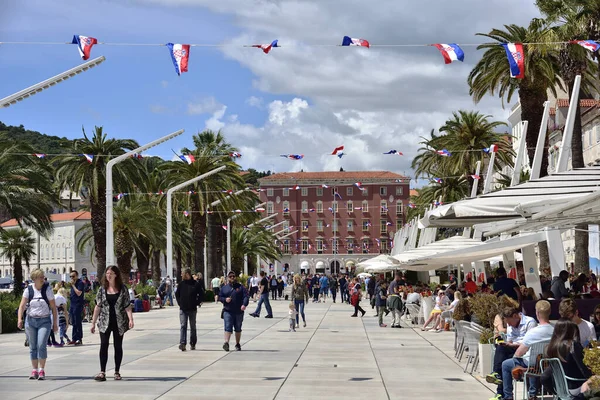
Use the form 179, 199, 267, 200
207, 213, 221, 279
135, 237, 150, 285
151, 250, 161, 288
518, 87, 549, 177
185, 251, 192, 270
190, 196, 206, 275
176, 248, 183, 284
13, 256, 23, 296
90, 196, 107, 279
116, 250, 133, 283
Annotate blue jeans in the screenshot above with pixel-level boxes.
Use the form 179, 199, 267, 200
294, 300, 305, 325
502, 358, 536, 398
165, 291, 173, 306
223, 311, 243, 333
253, 293, 272, 316
179, 309, 197, 345
70, 304, 83, 342
26, 316, 52, 360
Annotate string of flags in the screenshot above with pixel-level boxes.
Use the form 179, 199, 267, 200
6, 35, 600, 78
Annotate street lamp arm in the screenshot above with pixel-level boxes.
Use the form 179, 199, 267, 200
166, 165, 226, 197
249, 214, 278, 228
107, 129, 185, 169
277, 230, 298, 240
208, 188, 250, 209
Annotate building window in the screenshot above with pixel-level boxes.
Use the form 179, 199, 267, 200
347, 220, 354, 231
396, 221, 403, 231
380, 200, 388, 215
362, 188, 369, 196
316, 201, 323, 213
283, 201, 290, 216
362, 219, 370, 232
317, 220, 324, 231
396, 187, 403, 196
332, 220, 338, 233
362, 239, 370, 254
347, 200, 353, 213
283, 188, 289, 197
347, 187, 353, 196
302, 220, 309, 232
283, 221, 290, 232
380, 219, 388, 235
301, 240, 309, 254
380, 187, 387, 196
283, 240, 290, 254
317, 239, 324, 254
316, 187, 323, 196
362, 200, 369, 213
332, 201, 338, 213
267, 201, 274, 214
301, 187, 308, 196
51, 245, 54, 259
396, 202, 403, 215
347, 239, 354, 254
267, 188, 274, 197
332, 239, 338, 254
381, 239, 389, 253
301, 201, 308, 213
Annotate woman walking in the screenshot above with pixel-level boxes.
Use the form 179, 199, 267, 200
17, 268, 58, 380
350, 278, 366, 317
91, 265, 134, 381
291, 274, 309, 328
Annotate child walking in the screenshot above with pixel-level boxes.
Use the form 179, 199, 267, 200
288, 303, 297, 332
56, 288, 70, 345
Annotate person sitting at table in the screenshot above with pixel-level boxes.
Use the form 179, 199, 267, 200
551, 270, 571, 300
493, 267, 521, 303
559, 298, 596, 346
486, 306, 537, 400
572, 273, 589, 294
421, 289, 448, 331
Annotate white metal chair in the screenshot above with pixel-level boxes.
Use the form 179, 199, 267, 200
462, 326, 482, 374
404, 303, 422, 325
540, 358, 588, 400
455, 320, 470, 360
512, 340, 549, 400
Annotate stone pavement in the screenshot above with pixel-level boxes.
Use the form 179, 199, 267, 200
0, 298, 495, 400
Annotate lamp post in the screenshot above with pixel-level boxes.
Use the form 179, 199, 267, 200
226, 202, 266, 274
106, 129, 185, 265
243, 213, 278, 275
166, 166, 226, 281
1, 56, 106, 108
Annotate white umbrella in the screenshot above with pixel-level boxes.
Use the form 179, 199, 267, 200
357, 272, 372, 278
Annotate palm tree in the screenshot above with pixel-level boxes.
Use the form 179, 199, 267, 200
55, 127, 142, 279
0, 141, 56, 235
230, 226, 282, 274
0, 228, 36, 295
161, 130, 245, 278
468, 20, 563, 177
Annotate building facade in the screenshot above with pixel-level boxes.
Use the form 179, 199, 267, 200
258, 171, 410, 275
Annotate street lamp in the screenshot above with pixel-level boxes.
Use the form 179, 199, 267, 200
166, 166, 226, 280
242, 213, 278, 275
1, 56, 106, 108
226, 202, 266, 273
106, 129, 185, 265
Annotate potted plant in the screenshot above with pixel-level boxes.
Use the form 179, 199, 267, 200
478, 328, 495, 377
583, 344, 600, 398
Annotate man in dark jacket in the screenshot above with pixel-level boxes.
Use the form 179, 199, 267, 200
551, 270, 570, 300
219, 271, 249, 352
175, 268, 203, 351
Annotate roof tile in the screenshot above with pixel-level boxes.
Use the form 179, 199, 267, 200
1, 211, 91, 228
556, 99, 599, 108
259, 170, 408, 184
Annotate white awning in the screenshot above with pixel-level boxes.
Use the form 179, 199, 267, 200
420, 167, 600, 230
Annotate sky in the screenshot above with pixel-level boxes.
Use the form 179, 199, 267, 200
0, 0, 541, 188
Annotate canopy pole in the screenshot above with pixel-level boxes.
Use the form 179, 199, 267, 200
483, 151, 497, 194
545, 228, 566, 278
556, 75, 582, 173
511, 121, 529, 186
470, 161, 481, 198
530, 101, 551, 180
522, 245, 542, 297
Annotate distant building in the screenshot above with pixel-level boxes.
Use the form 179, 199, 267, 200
258, 171, 410, 275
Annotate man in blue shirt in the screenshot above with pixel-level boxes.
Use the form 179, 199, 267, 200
319, 274, 329, 303
68, 270, 85, 345
493, 267, 522, 303
219, 271, 249, 351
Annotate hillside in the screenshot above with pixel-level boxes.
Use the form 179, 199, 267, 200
0, 121, 72, 154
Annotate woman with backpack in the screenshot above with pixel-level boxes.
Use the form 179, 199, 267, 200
17, 268, 59, 380
90, 265, 134, 382
350, 278, 366, 317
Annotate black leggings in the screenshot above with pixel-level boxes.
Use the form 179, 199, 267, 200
100, 323, 124, 373
353, 302, 365, 316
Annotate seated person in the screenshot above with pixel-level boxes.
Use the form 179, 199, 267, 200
405, 288, 421, 305
434, 291, 462, 332
559, 298, 596, 347
496, 300, 554, 400
590, 304, 600, 341
486, 306, 537, 400
421, 290, 449, 331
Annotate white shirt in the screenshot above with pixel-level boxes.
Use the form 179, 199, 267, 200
578, 319, 596, 347
406, 293, 420, 304
54, 294, 67, 310
128, 288, 135, 302
211, 277, 220, 288
23, 284, 54, 318
251, 277, 259, 287
289, 309, 297, 319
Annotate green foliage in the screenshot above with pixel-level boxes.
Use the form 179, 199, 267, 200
135, 284, 157, 297
469, 293, 503, 329
479, 328, 495, 344
84, 290, 96, 309
0, 292, 21, 333
0, 121, 73, 155
204, 290, 214, 303
243, 169, 272, 187
453, 299, 471, 322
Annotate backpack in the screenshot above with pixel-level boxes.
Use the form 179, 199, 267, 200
28, 282, 50, 307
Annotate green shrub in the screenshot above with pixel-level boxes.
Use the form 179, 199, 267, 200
84, 291, 96, 309
0, 292, 21, 333
135, 284, 156, 297
204, 290, 214, 303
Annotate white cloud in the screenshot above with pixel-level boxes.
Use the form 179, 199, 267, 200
245, 96, 264, 108
205, 105, 227, 131
268, 98, 308, 125
187, 97, 224, 115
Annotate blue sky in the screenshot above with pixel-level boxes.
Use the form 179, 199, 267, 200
0, 0, 540, 183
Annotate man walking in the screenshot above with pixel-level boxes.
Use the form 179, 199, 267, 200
163, 276, 174, 306
249, 271, 273, 318
175, 268, 203, 351
68, 270, 85, 345
319, 274, 329, 303
211, 275, 221, 303
329, 275, 338, 303
387, 272, 403, 328
339, 275, 348, 303
219, 271, 249, 351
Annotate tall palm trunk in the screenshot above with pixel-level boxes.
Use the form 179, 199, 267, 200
185, 251, 192, 269
151, 250, 161, 288
207, 213, 220, 278
190, 196, 207, 275
90, 196, 107, 278
176, 248, 183, 284
13, 256, 23, 296
115, 231, 134, 282
135, 237, 150, 285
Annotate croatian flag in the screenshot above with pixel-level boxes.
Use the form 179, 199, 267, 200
470, 174, 481, 180
354, 182, 364, 190
383, 150, 403, 156
252, 40, 279, 54
255, 207, 265, 212
166, 43, 190, 76
571, 40, 600, 52
179, 154, 195, 164
342, 36, 370, 48
309, 208, 316, 212
230, 152, 242, 158
432, 178, 443, 184
294, 185, 301, 190
281, 154, 304, 160
483, 144, 499, 154
502, 43, 525, 79
433, 43, 465, 64
336, 152, 345, 159
436, 149, 451, 156
223, 190, 234, 194
321, 184, 329, 188
183, 211, 190, 217
83, 154, 94, 163
131, 153, 143, 160
116, 193, 125, 200
408, 203, 417, 209
33, 153, 46, 159
72, 35, 98, 60
335, 192, 343, 200
331, 145, 344, 155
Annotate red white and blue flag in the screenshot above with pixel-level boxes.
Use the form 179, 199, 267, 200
33, 153, 46, 159
230, 152, 242, 158
571, 40, 600, 52
436, 149, 451, 156
354, 182, 364, 190
255, 207, 265, 212
342, 36, 370, 48
183, 211, 190, 217
331, 145, 344, 155
179, 154, 195, 164
294, 185, 301, 190
116, 193, 125, 200
433, 43, 465, 64
72, 35, 98, 60
432, 178, 443, 184
281, 154, 304, 160
166, 43, 190, 76
83, 154, 94, 163
502, 43, 525, 79
131, 153, 143, 159
383, 150, 403, 156
252, 40, 279, 54
408, 203, 417, 209
470, 174, 481, 180
321, 184, 329, 188
483, 144, 499, 154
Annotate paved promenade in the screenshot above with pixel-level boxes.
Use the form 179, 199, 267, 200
0, 299, 494, 400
